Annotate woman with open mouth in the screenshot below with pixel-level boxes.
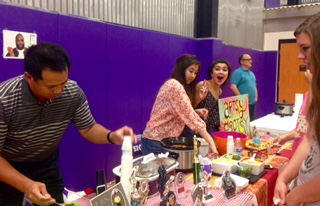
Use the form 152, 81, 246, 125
193, 59, 232, 134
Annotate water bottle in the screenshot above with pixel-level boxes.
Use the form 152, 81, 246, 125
234, 137, 243, 156
226, 135, 235, 155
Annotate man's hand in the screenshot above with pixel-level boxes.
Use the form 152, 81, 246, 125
109, 126, 137, 145
24, 181, 56, 205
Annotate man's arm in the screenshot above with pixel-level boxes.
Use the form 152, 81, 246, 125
230, 84, 241, 95
79, 123, 136, 145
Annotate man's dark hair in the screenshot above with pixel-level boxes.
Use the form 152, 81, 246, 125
238, 54, 244, 65
15, 33, 23, 41
24, 43, 71, 81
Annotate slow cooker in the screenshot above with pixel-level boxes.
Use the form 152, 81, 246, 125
274, 101, 294, 116
160, 136, 195, 171
113, 155, 178, 196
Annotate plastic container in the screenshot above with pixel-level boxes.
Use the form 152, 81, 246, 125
120, 136, 133, 202
197, 137, 209, 157
212, 131, 247, 155
239, 158, 265, 175
239, 166, 253, 178
226, 135, 235, 155
212, 158, 238, 174
234, 137, 243, 156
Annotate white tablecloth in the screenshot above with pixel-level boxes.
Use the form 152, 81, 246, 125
250, 113, 298, 135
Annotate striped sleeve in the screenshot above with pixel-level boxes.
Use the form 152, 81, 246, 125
0, 101, 8, 150
71, 87, 96, 130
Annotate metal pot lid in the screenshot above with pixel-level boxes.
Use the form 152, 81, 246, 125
275, 100, 293, 106
160, 136, 196, 150
133, 157, 176, 179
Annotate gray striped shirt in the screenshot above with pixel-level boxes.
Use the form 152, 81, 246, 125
0, 75, 95, 162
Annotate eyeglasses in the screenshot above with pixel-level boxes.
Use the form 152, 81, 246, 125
241, 59, 252, 61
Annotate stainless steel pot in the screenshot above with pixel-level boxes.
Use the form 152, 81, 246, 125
113, 156, 178, 196
274, 101, 294, 116
163, 147, 193, 171
160, 137, 195, 171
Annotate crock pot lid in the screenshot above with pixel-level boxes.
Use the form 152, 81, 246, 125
160, 136, 199, 150
133, 157, 176, 178
275, 102, 294, 106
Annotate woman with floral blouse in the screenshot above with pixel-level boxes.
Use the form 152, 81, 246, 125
141, 54, 218, 158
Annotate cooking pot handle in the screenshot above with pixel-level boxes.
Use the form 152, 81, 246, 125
168, 152, 180, 160
278, 105, 285, 110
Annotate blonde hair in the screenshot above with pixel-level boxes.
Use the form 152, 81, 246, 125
294, 12, 320, 145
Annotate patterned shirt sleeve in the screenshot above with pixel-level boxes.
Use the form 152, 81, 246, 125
164, 79, 206, 133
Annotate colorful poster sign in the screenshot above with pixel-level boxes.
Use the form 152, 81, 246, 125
218, 94, 251, 136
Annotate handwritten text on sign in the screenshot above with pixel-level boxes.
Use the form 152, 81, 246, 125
218, 94, 250, 136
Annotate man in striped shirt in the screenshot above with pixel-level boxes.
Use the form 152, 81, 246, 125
0, 43, 136, 206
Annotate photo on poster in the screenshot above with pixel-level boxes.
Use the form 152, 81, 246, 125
3, 30, 37, 59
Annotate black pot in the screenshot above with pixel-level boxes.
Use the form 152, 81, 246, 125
160, 136, 194, 150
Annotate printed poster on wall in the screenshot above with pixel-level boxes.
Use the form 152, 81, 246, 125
3, 29, 37, 59
218, 94, 251, 136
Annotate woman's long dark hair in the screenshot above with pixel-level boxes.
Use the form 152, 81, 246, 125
170, 54, 201, 100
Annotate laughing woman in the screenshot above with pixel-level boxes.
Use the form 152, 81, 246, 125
193, 59, 232, 133
141, 54, 219, 158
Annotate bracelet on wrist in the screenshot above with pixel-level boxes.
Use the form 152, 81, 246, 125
107, 131, 115, 144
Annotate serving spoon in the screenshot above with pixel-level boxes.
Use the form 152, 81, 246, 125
248, 153, 256, 163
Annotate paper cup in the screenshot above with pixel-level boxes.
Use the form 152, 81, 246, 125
201, 163, 212, 176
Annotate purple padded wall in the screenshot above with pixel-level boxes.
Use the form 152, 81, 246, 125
196, 39, 224, 81
141, 31, 170, 129
263, 51, 278, 114
105, 24, 143, 181
58, 15, 107, 190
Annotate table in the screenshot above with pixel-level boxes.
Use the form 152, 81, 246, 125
146, 179, 257, 206
250, 113, 298, 135
73, 143, 292, 206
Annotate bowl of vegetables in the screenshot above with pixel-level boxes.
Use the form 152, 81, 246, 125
239, 166, 253, 179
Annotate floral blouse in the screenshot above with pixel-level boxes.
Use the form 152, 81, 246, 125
143, 79, 206, 141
